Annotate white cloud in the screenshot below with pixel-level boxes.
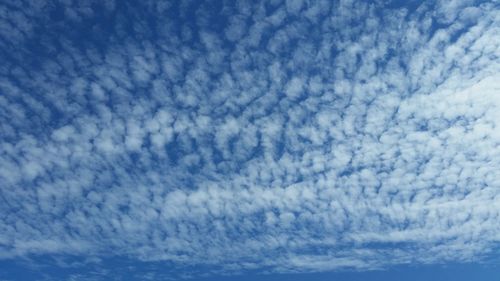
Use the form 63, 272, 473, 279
0, 0, 499, 279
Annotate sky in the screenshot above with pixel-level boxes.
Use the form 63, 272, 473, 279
0, 0, 499, 280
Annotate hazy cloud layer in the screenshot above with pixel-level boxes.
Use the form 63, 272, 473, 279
1, 0, 499, 279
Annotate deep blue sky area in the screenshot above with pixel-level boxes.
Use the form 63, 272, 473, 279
1, 0, 499, 280
204, 264, 500, 281
2, 257, 500, 281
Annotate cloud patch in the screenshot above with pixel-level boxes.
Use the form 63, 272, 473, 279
0, 0, 499, 279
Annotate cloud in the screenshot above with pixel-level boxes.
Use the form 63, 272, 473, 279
0, 0, 499, 279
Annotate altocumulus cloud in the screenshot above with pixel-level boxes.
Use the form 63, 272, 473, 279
0, 0, 500, 279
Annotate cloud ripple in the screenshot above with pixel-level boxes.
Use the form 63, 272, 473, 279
0, 0, 499, 279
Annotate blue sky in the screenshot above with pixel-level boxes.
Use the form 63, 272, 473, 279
0, 0, 499, 280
